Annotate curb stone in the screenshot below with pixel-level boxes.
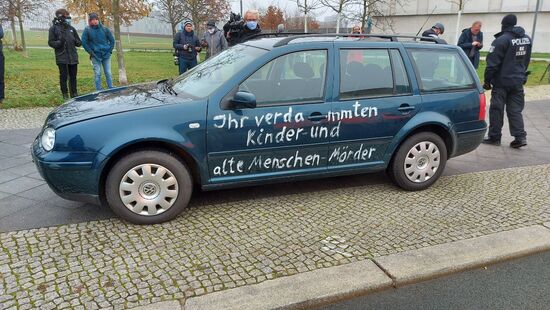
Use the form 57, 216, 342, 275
130, 301, 181, 309
184, 260, 392, 310
168, 225, 550, 310
373, 225, 550, 287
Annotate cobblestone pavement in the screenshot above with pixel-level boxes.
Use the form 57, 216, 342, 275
1, 164, 550, 309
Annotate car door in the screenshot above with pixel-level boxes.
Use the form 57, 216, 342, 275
206, 48, 333, 184
327, 47, 422, 170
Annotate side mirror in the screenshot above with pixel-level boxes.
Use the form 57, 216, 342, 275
231, 91, 256, 109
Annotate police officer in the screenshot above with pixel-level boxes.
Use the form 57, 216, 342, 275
483, 14, 532, 148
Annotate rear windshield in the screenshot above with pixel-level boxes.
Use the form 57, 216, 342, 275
172, 45, 267, 99
407, 49, 475, 92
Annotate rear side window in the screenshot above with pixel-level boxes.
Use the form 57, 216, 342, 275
339, 49, 411, 100
408, 49, 475, 92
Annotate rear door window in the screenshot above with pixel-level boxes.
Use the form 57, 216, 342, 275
339, 49, 411, 100
408, 49, 475, 92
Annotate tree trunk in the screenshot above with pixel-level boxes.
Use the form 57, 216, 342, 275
304, 13, 308, 33
336, 12, 341, 34
454, 10, 462, 44
16, 10, 27, 56
361, 0, 367, 31
112, 0, 128, 85
10, 16, 18, 47
171, 21, 177, 37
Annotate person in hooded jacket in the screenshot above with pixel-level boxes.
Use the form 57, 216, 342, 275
81, 13, 115, 90
173, 20, 201, 74
226, 10, 262, 46
48, 9, 82, 99
0, 23, 4, 104
483, 14, 532, 149
201, 20, 228, 60
457, 21, 483, 68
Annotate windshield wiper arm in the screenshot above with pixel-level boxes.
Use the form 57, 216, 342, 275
159, 79, 178, 96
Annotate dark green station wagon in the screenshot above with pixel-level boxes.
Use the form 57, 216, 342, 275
32, 34, 487, 224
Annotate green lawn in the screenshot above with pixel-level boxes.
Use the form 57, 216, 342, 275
4, 30, 173, 50
479, 51, 550, 59
2, 48, 180, 109
476, 61, 549, 86
1, 48, 548, 109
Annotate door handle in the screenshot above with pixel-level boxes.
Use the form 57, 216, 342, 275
308, 112, 328, 122
398, 104, 415, 113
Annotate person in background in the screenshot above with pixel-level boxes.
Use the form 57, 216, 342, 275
277, 24, 285, 33
458, 21, 483, 68
201, 20, 227, 60
81, 13, 115, 91
228, 10, 262, 46
421, 23, 446, 43
0, 23, 4, 104
483, 14, 532, 149
351, 25, 362, 34
48, 9, 82, 99
173, 20, 201, 74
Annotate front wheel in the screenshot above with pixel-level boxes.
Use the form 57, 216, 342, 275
388, 132, 447, 191
105, 150, 193, 224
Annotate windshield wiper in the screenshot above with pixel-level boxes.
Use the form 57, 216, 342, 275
159, 79, 178, 96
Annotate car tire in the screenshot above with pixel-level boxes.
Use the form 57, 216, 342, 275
105, 150, 193, 224
388, 132, 447, 191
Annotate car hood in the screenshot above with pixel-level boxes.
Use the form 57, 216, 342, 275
45, 81, 191, 128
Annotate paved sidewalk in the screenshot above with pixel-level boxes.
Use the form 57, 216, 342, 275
1, 164, 550, 309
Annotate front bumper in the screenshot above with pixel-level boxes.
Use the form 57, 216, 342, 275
32, 139, 102, 205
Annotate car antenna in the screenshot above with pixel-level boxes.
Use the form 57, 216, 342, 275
415, 6, 438, 37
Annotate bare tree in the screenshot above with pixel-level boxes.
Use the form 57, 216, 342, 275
181, 0, 229, 35
447, 0, 471, 43
296, 0, 322, 33
154, 0, 188, 36
10, 0, 48, 55
112, 0, 128, 85
345, 0, 406, 33
320, 0, 354, 33
0, 0, 19, 48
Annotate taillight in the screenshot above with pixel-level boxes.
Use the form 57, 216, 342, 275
479, 93, 486, 120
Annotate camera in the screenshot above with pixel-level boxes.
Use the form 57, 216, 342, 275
183, 44, 195, 53
173, 52, 179, 66
223, 12, 245, 45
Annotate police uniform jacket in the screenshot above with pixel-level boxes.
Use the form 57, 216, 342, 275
485, 26, 532, 87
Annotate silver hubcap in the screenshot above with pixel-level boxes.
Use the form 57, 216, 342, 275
119, 164, 179, 216
404, 141, 441, 183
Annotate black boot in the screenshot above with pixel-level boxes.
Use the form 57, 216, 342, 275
70, 92, 78, 98
62, 93, 69, 100
510, 138, 527, 148
482, 137, 501, 146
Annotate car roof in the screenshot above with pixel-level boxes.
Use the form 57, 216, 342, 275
243, 34, 447, 50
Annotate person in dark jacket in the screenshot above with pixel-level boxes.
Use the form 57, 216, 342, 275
483, 14, 532, 149
82, 13, 115, 90
457, 21, 483, 68
48, 9, 82, 99
201, 20, 228, 60
173, 20, 201, 74
226, 10, 262, 46
421, 23, 446, 43
0, 23, 4, 104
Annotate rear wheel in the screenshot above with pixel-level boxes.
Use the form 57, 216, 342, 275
388, 132, 447, 191
105, 150, 193, 224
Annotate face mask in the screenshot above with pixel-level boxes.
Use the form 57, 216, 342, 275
246, 21, 257, 30
208, 28, 215, 34
65, 17, 72, 26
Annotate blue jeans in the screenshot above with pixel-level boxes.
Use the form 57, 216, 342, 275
178, 57, 197, 75
92, 56, 113, 90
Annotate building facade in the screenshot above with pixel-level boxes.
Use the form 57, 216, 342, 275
372, 0, 550, 52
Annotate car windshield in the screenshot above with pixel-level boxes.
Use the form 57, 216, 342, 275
171, 45, 267, 99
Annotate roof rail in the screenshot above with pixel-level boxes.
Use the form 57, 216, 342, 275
270, 33, 447, 47
245, 32, 316, 41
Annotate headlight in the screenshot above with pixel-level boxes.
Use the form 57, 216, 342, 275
41, 127, 56, 151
